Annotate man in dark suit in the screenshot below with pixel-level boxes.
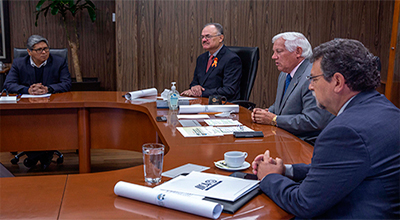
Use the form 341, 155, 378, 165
252, 32, 333, 144
252, 39, 400, 218
181, 23, 242, 101
4, 35, 71, 94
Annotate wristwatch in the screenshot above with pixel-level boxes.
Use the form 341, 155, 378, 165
271, 116, 277, 126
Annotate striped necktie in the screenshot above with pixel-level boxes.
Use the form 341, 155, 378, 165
206, 55, 214, 72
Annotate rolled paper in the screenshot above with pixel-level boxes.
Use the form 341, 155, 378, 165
125, 88, 157, 100
179, 105, 239, 114
114, 181, 223, 219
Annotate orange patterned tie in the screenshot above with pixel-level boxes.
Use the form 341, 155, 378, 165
206, 55, 214, 72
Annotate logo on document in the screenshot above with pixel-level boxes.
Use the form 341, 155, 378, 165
195, 179, 222, 191
156, 193, 166, 206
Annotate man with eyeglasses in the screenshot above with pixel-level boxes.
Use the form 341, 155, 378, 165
252, 32, 333, 145
4, 35, 71, 95
251, 39, 399, 219
181, 23, 242, 101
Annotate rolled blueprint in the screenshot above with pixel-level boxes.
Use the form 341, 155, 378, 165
124, 88, 157, 100
114, 181, 223, 219
179, 104, 239, 114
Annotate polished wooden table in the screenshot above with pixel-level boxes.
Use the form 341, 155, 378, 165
0, 91, 313, 219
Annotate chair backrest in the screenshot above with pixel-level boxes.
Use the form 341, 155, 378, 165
13, 48, 68, 63
0, 162, 14, 178
226, 46, 259, 101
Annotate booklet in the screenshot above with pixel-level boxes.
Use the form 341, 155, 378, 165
177, 126, 224, 137
154, 171, 259, 202
204, 119, 242, 126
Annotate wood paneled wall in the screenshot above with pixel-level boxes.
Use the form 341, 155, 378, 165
116, 0, 395, 108
8, 0, 116, 91
8, 1, 396, 107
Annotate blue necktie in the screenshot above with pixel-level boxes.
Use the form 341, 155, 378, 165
284, 74, 292, 95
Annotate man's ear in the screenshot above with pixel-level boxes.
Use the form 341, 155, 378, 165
219, 34, 224, 43
296, 47, 303, 58
333, 72, 346, 93
27, 49, 32, 57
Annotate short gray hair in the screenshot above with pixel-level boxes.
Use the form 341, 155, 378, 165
27, 35, 49, 50
311, 39, 380, 92
203, 23, 224, 35
272, 32, 312, 59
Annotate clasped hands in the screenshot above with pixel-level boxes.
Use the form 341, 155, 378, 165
251, 108, 276, 125
181, 85, 205, 97
28, 83, 48, 95
252, 150, 285, 180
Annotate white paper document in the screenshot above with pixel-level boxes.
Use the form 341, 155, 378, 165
177, 114, 210, 119
162, 163, 210, 178
179, 105, 239, 114
154, 171, 259, 202
214, 125, 254, 135
114, 181, 223, 219
125, 88, 157, 100
21, 94, 51, 98
204, 119, 242, 126
177, 126, 224, 137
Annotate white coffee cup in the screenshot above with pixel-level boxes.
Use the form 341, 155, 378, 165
224, 151, 248, 167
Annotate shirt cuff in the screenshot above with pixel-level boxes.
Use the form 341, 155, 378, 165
284, 164, 294, 179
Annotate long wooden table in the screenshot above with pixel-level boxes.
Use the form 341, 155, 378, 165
0, 91, 313, 219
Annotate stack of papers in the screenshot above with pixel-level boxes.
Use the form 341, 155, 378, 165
177, 126, 224, 137
154, 171, 259, 202
204, 119, 242, 126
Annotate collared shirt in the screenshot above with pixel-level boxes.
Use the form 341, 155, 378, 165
30, 57, 47, 68
337, 95, 356, 116
208, 44, 224, 58
287, 59, 305, 78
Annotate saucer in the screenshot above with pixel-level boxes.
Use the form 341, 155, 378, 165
214, 160, 250, 171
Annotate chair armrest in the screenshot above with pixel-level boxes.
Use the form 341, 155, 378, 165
230, 100, 256, 110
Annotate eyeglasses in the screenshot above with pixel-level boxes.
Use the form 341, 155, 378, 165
306, 74, 324, 82
31, 47, 50, 53
199, 34, 221, 40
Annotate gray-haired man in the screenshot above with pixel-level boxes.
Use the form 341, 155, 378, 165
252, 32, 333, 144
4, 35, 71, 95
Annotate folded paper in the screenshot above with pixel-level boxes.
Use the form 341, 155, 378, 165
114, 181, 223, 219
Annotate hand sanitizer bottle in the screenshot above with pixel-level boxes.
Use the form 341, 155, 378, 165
168, 82, 179, 110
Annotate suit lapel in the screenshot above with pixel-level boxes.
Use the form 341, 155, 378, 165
200, 45, 226, 85
277, 59, 310, 114
42, 55, 52, 84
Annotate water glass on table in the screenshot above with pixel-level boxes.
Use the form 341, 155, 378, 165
142, 143, 165, 184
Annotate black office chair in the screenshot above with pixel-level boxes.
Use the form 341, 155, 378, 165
10, 48, 67, 169
227, 46, 259, 110
0, 162, 14, 178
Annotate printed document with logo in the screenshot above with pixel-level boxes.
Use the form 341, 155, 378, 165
154, 171, 259, 202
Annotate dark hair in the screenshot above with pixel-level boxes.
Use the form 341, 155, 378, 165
311, 39, 380, 92
203, 23, 224, 35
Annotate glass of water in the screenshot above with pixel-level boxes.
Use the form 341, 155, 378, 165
142, 143, 165, 184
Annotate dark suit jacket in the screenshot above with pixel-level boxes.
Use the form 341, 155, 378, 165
189, 45, 242, 101
268, 59, 334, 142
4, 54, 71, 94
260, 90, 400, 219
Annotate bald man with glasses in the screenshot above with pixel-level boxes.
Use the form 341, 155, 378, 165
4, 35, 71, 95
181, 23, 242, 101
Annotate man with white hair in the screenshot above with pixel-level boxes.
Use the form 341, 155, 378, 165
252, 32, 333, 144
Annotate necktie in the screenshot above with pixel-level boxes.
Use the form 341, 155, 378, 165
284, 74, 292, 95
206, 55, 214, 72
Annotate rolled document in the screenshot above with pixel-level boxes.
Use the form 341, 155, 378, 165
114, 181, 223, 219
179, 105, 239, 114
125, 88, 157, 100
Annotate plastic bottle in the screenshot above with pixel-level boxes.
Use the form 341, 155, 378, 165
168, 82, 179, 110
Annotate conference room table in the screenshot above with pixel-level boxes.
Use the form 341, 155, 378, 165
0, 91, 313, 219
